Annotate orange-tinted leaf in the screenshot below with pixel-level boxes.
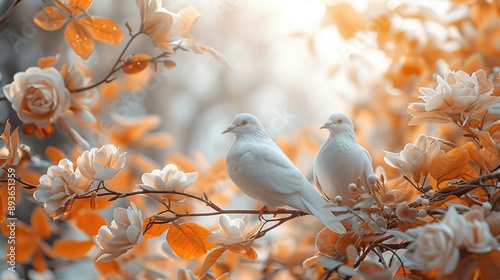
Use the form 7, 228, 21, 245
315, 227, 343, 258
75, 211, 106, 236
80, 17, 123, 44
168, 154, 199, 173
31, 207, 51, 239
38, 54, 60, 69
163, 60, 176, 69
323, 3, 365, 39
65, 20, 94, 60
476, 130, 500, 158
45, 146, 66, 164
480, 147, 500, 171
358, 260, 391, 278
178, 6, 200, 36
53, 239, 94, 259
122, 54, 151, 74
143, 219, 170, 238
222, 239, 253, 254
90, 192, 98, 210
34, 6, 68, 31
33, 248, 47, 272
166, 222, 210, 260
95, 258, 122, 276
0, 193, 5, 224
55, 0, 92, 16
241, 247, 258, 261
394, 265, 420, 278
460, 162, 480, 182
462, 141, 484, 169
200, 247, 226, 278
477, 250, 500, 279
430, 147, 469, 185
9, 222, 37, 263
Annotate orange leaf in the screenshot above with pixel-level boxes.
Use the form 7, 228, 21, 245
65, 20, 94, 60
477, 250, 500, 279
200, 247, 227, 278
55, 0, 92, 16
462, 141, 484, 169
122, 54, 151, 74
0, 193, 5, 224
143, 219, 170, 238
95, 258, 122, 276
38, 54, 60, 69
6, 222, 37, 263
53, 239, 94, 259
394, 265, 420, 278
75, 211, 106, 236
358, 260, 391, 278
315, 227, 344, 258
241, 247, 258, 261
225, 239, 254, 254
430, 147, 469, 185
460, 162, 480, 182
476, 130, 500, 158
80, 17, 123, 45
323, 3, 366, 39
45, 146, 66, 164
166, 222, 211, 260
90, 192, 98, 210
33, 248, 47, 272
34, 6, 68, 31
31, 207, 51, 239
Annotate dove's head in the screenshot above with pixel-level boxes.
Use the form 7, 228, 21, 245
223, 113, 266, 137
320, 112, 354, 134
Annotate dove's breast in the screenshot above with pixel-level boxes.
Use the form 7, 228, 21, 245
314, 136, 369, 205
225, 140, 266, 202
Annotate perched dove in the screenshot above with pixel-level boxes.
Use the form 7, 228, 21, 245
313, 112, 376, 207
223, 113, 346, 233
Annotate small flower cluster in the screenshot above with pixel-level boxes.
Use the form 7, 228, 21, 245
33, 144, 126, 219
402, 207, 499, 275
408, 68, 495, 126
96, 202, 144, 262
2, 63, 98, 138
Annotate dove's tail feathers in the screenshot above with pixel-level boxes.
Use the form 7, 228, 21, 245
300, 196, 346, 234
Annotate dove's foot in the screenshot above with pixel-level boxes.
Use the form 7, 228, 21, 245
258, 206, 269, 220
273, 207, 287, 217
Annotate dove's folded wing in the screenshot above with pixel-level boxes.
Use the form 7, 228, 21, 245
238, 144, 305, 195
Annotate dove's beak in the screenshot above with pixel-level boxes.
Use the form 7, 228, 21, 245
320, 121, 333, 129
222, 124, 237, 134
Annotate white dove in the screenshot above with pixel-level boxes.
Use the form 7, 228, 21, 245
223, 113, 346, 234
313, 112, 376, 207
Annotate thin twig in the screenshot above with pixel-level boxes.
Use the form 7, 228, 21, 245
69, 31, 144, 93
0, 0, 22, 27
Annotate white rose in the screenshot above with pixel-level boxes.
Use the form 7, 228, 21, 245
96, 202, 143, 262
139, 164, 198, 205
384, 134, 441, 184
136, 0, 199, 53
444, 207, 499, 254
408, 68, 494, 125
33, 159, 88, 219
76, 144, 126, 182
207, 215, 263, 252
2, 67, 70, 127
406, 223, 459, 275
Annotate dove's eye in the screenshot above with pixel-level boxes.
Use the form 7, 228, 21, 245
337, 118, 343, 124
241, 119, 248, 125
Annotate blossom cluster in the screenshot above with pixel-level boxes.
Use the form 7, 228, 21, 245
34, 144, 126, 219
3, 0, 500, 279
